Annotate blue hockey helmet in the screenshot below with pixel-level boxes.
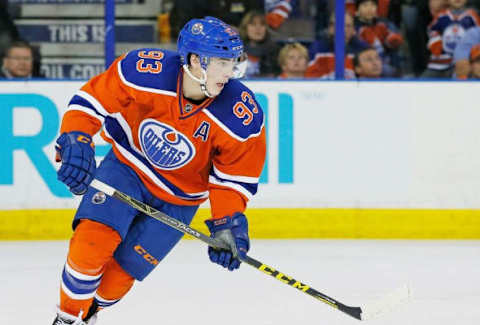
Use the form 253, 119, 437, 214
177, 16, 244, 70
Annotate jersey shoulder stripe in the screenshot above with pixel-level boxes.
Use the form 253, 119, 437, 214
118, 48, 180, 95
205, 79, 264, 142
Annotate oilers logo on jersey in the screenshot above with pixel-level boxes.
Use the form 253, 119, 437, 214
442, 23, 466, 54
139, 119, 195, 170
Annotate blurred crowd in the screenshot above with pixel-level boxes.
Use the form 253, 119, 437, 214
2, 0, 480, 80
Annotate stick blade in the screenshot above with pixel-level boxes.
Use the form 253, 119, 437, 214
360, 284, 412, 320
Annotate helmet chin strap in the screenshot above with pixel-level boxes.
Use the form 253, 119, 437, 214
183, 64, 214, 98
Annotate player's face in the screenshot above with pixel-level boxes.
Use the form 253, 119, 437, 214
448, 0, 466, 9
205, 57, 236, 96
3, 47, 33, 78
357, 1, 377, 21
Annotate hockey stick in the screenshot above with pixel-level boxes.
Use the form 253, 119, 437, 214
90, 179, 410, 321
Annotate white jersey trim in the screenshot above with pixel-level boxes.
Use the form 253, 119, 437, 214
209, 176, 253, 200
202, 109, 264, 143
76, 90, 110, 117
111, 112, 143, 155
94, 293, 119, 304
65, 262, 102, 281
427, 63, 451, 69
212, 165, 258, 183
61, 281, 96, 300
66, 104, 105, 124
272, 8, 289, 17
117, 60, 177, 96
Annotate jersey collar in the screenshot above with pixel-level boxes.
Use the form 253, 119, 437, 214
177, 67, 214, 119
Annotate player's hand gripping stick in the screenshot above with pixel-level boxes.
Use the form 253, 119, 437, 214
205, 213, 250, 271
55, 131, 96, 195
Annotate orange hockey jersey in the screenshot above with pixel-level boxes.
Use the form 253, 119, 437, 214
61, 48, 266, 218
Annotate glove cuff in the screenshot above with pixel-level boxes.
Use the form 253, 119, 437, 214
56, 131, 95, 151
205, 212, 246, 232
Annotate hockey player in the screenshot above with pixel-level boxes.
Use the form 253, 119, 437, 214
52, 16, 266, 325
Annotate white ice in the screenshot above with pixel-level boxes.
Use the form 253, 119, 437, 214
1, 239, 479, 325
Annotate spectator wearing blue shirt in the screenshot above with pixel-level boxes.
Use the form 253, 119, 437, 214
468, 44, 480, 78
453, 26, 480, 78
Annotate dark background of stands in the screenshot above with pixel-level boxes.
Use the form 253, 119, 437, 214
3, 0, 317, 80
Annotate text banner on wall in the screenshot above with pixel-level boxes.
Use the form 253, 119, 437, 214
1, 81, 480, 210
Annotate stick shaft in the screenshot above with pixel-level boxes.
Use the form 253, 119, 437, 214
90, 179, 362, 320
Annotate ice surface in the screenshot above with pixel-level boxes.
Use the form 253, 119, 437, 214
1, 239, 479, 325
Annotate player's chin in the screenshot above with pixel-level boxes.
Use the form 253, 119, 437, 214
210, 83, 225, 95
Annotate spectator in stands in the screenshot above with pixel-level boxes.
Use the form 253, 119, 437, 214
265, 0, 295, 30
306, 12, 368, 79
354, 0, 404, 77
429, 0, 448, 17
0, 0, 20, 57
346, 0, 357, 16
353, 46, 383, 78
277, 42, 309, 78
422, 0, 480, 78
169, 0, 293, 39
239, 10, 281, 78
453, 26, 480, 78
0, 41, 36, 79
386, 0, 432, 77
468, 44, 480, 78
169, 0, 263, 39
348, 0, 391, 17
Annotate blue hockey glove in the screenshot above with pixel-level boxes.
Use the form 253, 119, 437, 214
205, 212, 250, 271
55, 131, 96, 195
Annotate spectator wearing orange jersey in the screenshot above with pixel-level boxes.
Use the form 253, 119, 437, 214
354, 0, 404, 76
423, 0, 480, 78
277, 42, 309, 78
306, 12, 368, 79
265, 0, 294, 29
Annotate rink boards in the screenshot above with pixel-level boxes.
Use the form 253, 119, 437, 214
1, 80, 480, 239
1, 207, 479, 240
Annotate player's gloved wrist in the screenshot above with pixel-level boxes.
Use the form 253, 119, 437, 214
205, 212, 249, 271
55, 131, 96, 195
